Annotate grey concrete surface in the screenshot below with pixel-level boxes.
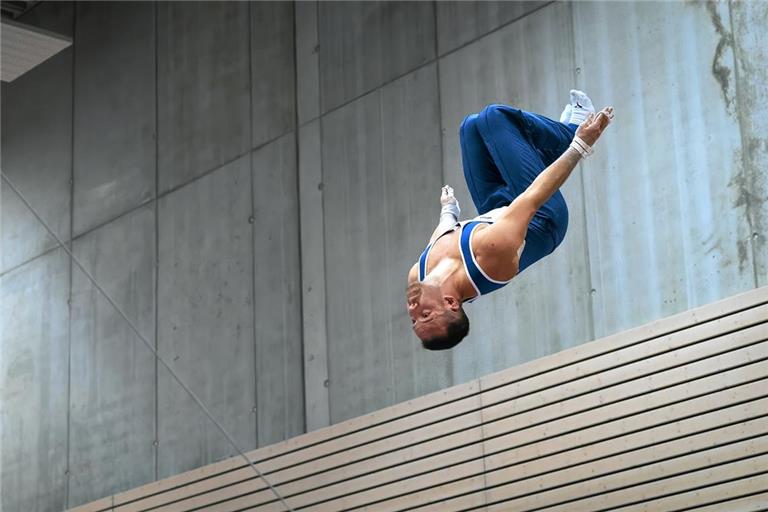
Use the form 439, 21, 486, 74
1, 46, 72, 274
321, 64, 450, 423
318, 1, 435, 113
157, 155, 255, 478
3, 1, 768, 510
298, 119, 331, 430
251, 133, 304, 445
157, 1, 250, 194
73, 2, 156, 237
573, 1, 755, 338
436, 0, 547, 55
251, 1, 296, 148
439, 2, 591, 380
0, 249, 69, 512
68, 205, 156, 507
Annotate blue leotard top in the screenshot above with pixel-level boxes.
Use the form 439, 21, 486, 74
418, 208, 523, 301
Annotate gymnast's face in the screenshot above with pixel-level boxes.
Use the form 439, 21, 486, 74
406, 281, 451, 341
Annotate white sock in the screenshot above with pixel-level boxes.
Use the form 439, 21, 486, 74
567, 89, 595, 125
559, 103, 572, 123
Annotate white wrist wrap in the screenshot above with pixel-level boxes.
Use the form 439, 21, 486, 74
440, 202, 460, 220
569, 135, 593, 159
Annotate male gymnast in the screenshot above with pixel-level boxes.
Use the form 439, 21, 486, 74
406, 90, 614, 350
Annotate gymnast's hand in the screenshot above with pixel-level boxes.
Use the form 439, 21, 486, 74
575, 106, 614, 147
440, 185, 458, 207
439, 185, 460, 223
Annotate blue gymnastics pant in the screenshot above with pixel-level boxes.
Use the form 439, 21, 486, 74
459, 104, 577, 273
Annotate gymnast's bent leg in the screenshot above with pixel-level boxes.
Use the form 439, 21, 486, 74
459, 104, 577, 273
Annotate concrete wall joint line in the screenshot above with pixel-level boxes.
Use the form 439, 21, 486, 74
65, 3, 77, 507
316, 0, 331, 427
297, 0, 331, 430
291, 0, 309, 436
153, 0, 160, 483
296, 1, 556, 131
569, 1, 597, 343
247, 0, 260, 451
156, 129, 295, 201
431, 0, 454, 384
0, 244, 64, 277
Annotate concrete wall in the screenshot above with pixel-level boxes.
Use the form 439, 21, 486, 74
2, 2, 302, 510
1, 1, 766, 510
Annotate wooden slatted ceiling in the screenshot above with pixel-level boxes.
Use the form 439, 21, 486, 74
67, 286, 768, 512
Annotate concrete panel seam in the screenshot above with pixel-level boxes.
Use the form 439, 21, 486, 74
71, 198, 154, 244
377, 77, 398, 417
0, 244, 65, 277
433, 1, 446, 192
431, 0, 454, 387
155, 129, 295, 201
65, 3, 76, 507
248, 0, 260, 448
569, 1, 597, 343
153, 0, 160, 483
292, 0, 309, 436
318, 110, 332, 423
297, 1, 556, 131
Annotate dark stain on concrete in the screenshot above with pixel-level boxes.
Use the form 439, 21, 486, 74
704, 0, 768, 281
704, 1, 736, 116
727, 148, 754, 272
737, 238, 749, 273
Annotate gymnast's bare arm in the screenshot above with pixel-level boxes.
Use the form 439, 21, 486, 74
472, 107, 614, 281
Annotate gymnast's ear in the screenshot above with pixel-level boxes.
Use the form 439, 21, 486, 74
443, 295, 460, 312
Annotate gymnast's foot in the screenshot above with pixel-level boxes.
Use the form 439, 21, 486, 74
567, 89, 595, 125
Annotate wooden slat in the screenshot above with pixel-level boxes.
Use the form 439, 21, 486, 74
483, 331, 768, 438
481, 354, 768, 465
479, 286, 768, 392
357, 474, 488, 512
484, 439, 768, 510
539, 453, 768, 512
486, 390, 768, 487
67, 497, 113, 512
286, 434, 486, 510
482, 305, 768, 422
613, 474, 768, 511
486, 416, 768, 493
675, 492, 768, 512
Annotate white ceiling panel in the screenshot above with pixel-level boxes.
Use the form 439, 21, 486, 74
1, 18, 71, 82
